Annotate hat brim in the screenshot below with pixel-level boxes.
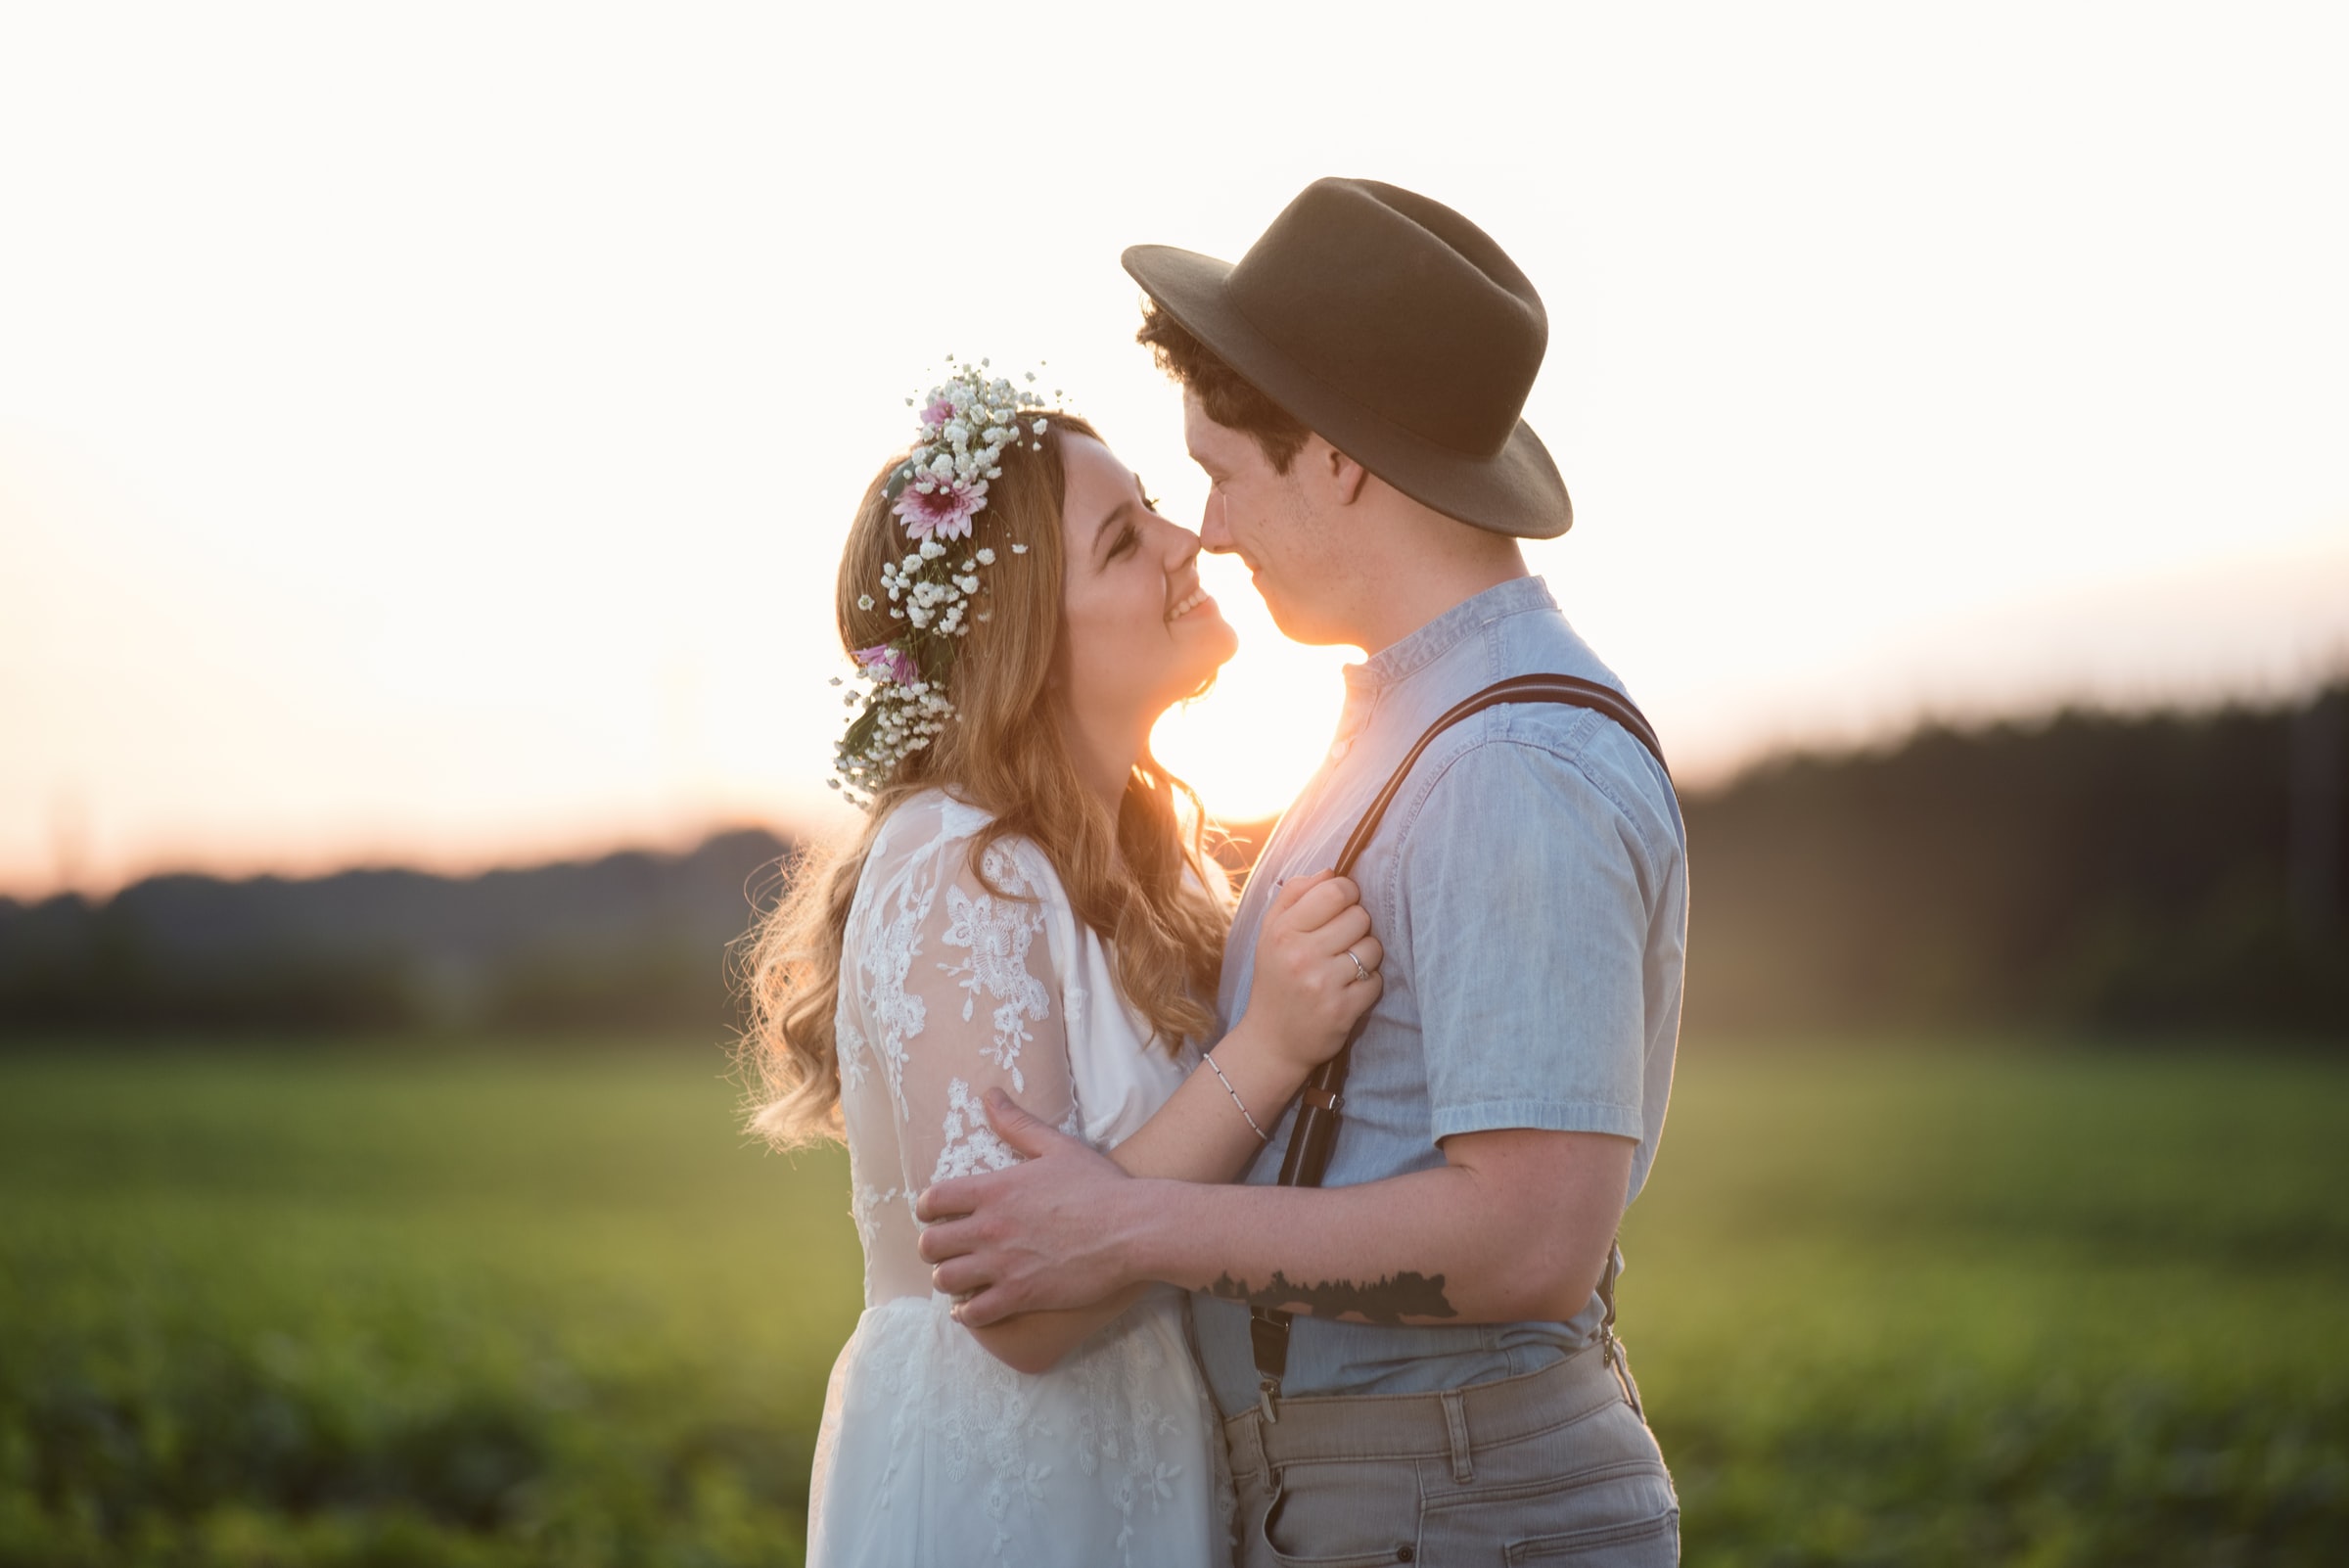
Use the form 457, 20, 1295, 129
1123, 244, 1571, 539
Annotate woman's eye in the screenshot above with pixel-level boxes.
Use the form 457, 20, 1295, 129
1107, 524, 1137, 560
1143, 492, 1162, 512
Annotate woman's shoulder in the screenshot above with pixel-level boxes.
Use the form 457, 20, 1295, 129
867, 789, 1066, 902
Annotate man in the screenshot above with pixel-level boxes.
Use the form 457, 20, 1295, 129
916, 177, 1687, 1565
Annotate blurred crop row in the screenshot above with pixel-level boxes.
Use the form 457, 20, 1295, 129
2, 1042, 2344, 1566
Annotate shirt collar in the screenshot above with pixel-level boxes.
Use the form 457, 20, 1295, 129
1342, 576, 1558, 699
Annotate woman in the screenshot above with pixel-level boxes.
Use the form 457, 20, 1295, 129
742, 363, 1383, 1567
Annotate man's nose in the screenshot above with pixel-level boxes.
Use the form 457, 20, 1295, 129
1197, 494, 1235, 554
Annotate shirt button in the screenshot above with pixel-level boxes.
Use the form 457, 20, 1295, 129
1329, 739, 1352, 761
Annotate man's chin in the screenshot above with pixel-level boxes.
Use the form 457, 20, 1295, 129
1262, 598, 1345, 649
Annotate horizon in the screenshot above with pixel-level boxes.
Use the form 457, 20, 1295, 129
6, 6, 2347, 901
11, 674, 2339, 904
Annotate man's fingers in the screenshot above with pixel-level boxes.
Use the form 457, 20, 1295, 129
915, 1216, 980, 1265
914, 1175, 987, 1223
981, 1087, 1079, 1159
951, 1284, 1018, 1329
930, 1255, 990, 1297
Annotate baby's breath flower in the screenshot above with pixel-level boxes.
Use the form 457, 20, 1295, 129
831, 357, 1077, 806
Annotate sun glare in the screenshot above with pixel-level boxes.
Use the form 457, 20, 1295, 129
1149, 552, 1359, 828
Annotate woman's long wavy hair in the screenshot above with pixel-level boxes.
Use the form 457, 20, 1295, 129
739, 412, 1231, 1147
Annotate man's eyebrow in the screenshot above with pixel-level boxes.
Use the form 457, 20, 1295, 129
1093, 499, 1136, 557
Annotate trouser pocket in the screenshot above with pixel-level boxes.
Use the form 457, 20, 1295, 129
1505, 1503, 1679, 1564
1249, 1463, 1423, 1568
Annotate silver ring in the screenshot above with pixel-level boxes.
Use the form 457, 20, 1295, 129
1345, 947, 1371, 984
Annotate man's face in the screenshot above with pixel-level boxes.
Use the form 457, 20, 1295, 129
1183, 389, 1350, 646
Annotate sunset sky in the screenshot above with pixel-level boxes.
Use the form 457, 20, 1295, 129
4, 4, 2346, 897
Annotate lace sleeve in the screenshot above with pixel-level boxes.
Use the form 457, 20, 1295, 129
883, 833, 1080, 1193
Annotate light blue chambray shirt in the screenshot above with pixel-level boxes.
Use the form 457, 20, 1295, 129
1193, 576, 1688, 1417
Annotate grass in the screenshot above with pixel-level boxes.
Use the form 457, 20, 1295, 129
0, 1037, 2344, 1565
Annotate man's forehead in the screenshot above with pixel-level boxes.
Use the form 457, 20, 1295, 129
1180, 393, 1239, 458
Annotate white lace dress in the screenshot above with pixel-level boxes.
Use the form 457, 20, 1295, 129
806, 790, 1233, 1568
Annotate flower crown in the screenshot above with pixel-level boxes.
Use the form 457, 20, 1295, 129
829, 357, 1066, 807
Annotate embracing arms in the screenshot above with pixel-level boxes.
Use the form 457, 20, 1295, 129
921, 1103, 1631, 1333
922, 735, 1673, 1342
953, 870, 1386, 1373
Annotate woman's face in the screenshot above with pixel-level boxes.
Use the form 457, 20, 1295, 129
1055, 430, 1238, 734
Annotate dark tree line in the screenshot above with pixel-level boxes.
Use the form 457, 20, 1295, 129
0, 830, 798, 1036
1678, 686, 2346, 1036
2, 689, 2342, 1041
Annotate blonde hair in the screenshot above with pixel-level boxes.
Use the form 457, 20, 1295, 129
739, 412, 1230, 1146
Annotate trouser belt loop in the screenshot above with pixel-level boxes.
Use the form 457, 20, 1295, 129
1609, 1336, 1646, 1422
1230, 1407, 1272, 1487
1439, 1388, 1474, 1484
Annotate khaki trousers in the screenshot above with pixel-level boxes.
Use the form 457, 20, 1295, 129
1221, 1344, 1678, 1566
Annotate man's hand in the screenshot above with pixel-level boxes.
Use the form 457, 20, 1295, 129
914, 1087, 1147, 1328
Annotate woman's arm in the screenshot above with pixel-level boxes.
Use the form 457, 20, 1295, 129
961, 871, 1382, 1373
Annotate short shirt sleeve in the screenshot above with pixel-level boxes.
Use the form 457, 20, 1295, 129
1394, 734, 1668, 1146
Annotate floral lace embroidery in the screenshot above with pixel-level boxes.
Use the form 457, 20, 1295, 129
838, 1017, 870, 1095
932, 1077, 1021, 1183
859, 868, 936, 1115
931, 1318, 1055, 1563
851, 1179, 901, 1260
1069, 1314, 1194, 1561
938, 880, 1050, 1089
814, 792, 1230, 1567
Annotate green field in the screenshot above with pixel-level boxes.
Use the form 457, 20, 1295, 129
1, 1040, 2344, 1567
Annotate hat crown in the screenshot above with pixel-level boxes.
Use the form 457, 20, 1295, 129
1225, 179, 1547, 459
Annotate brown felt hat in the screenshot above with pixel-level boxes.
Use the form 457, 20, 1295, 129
1123, 177, 1570, 539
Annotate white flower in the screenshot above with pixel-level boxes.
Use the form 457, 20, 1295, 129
831, 358, 1079, 797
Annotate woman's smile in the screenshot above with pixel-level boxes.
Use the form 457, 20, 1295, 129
1166, 581, 1217, 623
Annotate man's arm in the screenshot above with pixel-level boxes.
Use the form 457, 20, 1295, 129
917, 1091, 1630, 1330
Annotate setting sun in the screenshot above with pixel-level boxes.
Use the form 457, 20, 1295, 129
1149, 551, 1359, 827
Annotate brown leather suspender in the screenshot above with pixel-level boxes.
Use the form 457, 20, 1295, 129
1247, 673, 1672, 1417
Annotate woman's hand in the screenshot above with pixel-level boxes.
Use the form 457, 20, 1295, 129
1238, 869, 1384, 1074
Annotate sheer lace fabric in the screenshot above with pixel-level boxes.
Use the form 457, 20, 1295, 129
807, 791, 1233, 1567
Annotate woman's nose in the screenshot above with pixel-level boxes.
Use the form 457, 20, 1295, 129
1153, 512, 1204, 566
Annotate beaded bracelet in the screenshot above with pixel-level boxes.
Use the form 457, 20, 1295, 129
1202, 1050, 1269, 1142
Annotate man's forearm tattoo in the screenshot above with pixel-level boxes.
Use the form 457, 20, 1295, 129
1206, 1268, 1457, 1325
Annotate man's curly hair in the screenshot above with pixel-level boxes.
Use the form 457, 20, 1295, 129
1134, 299, 1311, 474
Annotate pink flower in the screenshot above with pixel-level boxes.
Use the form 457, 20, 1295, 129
892, 475, 986, 541
920, 396, 957, 431
853, 643, 918, 686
